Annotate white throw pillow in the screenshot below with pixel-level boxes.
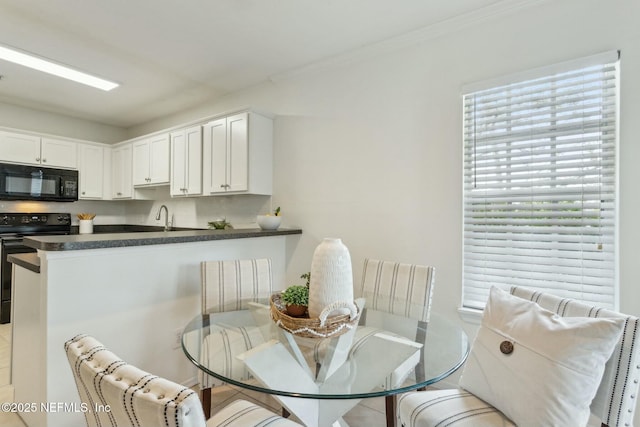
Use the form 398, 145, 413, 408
459, 287, 624, 427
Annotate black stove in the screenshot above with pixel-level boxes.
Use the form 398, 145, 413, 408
0, 213, 71, 237
0, 213, 71, 323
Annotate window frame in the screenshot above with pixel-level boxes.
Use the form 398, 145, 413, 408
460, 51, 620, 312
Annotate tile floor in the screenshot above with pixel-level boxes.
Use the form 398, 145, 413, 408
0, 322, 388, 426
0, 322, 26, 427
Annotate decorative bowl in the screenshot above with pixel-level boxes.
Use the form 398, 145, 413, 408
270, 293, 360, 338
257, 215, 281, 230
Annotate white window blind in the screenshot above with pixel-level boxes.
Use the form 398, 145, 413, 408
462, 52, 619, 310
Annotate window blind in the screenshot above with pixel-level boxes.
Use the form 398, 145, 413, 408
462, 52, 619, 310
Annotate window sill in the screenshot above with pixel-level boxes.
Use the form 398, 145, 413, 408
457, 307, 483, 325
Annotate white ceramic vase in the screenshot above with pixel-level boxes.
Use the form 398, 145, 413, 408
308, 238, 354, 318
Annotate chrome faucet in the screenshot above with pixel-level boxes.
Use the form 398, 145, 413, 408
155, 205, 171, 231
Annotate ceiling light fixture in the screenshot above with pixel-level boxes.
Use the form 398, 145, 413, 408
0, 45, 119, 91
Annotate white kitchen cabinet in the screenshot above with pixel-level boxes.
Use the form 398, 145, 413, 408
170, 125, 202, 196
0, 131, 77, 169
78, 144, 105, 199
132, 133, 170, 186
0, 131, 40, 165
111, 144, 133, 199
202, 112, 273, 195
41, 138, 78, 169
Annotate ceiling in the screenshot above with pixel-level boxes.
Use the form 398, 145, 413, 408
0, 0, 511, 129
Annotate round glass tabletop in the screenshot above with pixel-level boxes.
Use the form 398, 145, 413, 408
182, 300, 469, 400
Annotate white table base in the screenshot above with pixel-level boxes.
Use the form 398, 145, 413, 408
238, 332, 421, 427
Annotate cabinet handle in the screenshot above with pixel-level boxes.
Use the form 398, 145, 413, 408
82, 191, 86, 195
36, 157, 41, 162
42, 158, 47, 163
117, 192, 122, 196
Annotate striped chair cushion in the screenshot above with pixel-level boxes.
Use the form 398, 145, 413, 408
199, 326, 266, 389
510, 286, 640, 427
65, 334, 206, 427
201, 259, 273, 313
359, 258, 435, 323
398, 389, 515, 427
345, 259, 435, 391
199, 259, 272, 389
207, 399, 302, 427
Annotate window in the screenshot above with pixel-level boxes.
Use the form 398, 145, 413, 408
462, 52, 619, 310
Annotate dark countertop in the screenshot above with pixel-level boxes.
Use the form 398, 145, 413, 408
23, 227, 302, 251
8, 253, 40, 273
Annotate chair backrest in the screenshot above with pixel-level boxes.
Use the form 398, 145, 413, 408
201, 258, 273, 313
510, 286, 640, 427
64, 334, 206, 427
358, 258, 435, 322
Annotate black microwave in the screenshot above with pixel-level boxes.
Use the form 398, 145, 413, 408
0, 163, 78, 202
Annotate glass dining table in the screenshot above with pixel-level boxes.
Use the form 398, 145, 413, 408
182, 298, 469, 427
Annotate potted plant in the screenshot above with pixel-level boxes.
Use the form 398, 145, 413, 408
281, 285, 308, 317
281, 282, 309, 317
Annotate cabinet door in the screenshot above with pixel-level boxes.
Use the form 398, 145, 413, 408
226, 113, 249, 192
132, 140, 150, 186
170, 131, 186, 196
148, 134, 170, 184
185, 125, 202, 195
0, 131, 41, 165
41, 138, 77, 169
112, 145, 133, 199
202, 118, 228, 194
78, 144, 104, 199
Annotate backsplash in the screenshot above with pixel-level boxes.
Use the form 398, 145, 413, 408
0, 193, 274, 229
134, 193, 273, 229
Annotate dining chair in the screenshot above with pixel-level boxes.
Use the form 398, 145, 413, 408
64, 334, 301, 427
354, 258, 436, 427
397, 286, 640, 427
199, 258, 273, 418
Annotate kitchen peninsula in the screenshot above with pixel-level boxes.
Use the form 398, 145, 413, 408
9, 227, 301, 427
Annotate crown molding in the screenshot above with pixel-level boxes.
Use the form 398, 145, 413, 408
269, 0, 551, 83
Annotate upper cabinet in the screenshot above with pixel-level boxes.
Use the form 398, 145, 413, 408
0, 132, 41, 165
0, 109, 273, 202
111, 144, 133, 199
41, 138, 78, 169
132, 133, 170, 186
202, 112, 273, 196
78, 143, 107, 200
170, 125, 202, 197
0, 131, 77, 169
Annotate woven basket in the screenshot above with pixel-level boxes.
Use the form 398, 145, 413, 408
270, 293, 360, 338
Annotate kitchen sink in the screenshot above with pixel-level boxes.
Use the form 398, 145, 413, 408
74, 225, 203, 234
